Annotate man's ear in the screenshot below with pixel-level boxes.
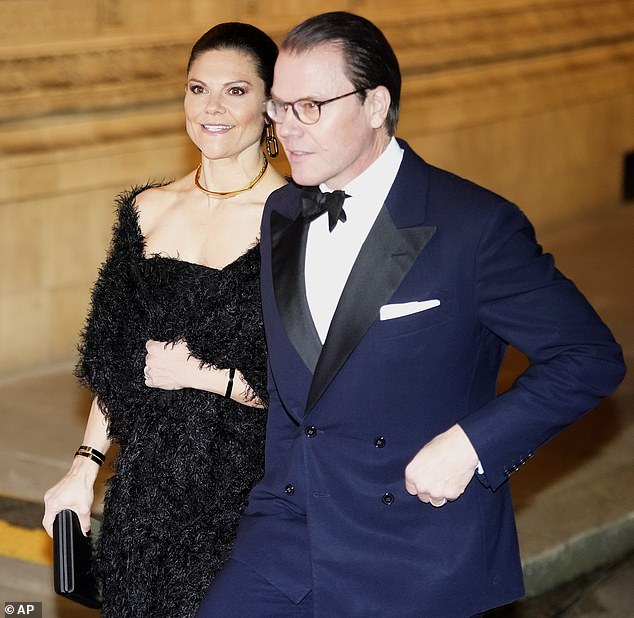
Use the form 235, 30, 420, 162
366, 86, 391, 129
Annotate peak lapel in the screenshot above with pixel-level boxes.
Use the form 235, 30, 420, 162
305, 206, 436, 412
304, 141, 437, 412
270, 210, 322, 373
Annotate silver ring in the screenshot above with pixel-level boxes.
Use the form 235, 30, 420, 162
430, 498, 447, 508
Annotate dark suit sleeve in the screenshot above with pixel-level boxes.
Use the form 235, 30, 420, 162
459, 202, 625, 491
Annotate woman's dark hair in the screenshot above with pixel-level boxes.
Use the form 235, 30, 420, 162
281, 12, 401, 136
187, 22, 278, 96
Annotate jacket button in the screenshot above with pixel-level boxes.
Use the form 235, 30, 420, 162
374, 436, 386, 448
382, 492, 394, 505
284, 484, 295, 496
305, 425, 317, 438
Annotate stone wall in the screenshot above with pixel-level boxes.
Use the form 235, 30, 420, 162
1, 0, 632, 373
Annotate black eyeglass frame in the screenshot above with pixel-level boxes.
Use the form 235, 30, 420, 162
265, 88, 367, 125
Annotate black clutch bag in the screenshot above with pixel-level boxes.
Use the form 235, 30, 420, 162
53, 509, 102, 609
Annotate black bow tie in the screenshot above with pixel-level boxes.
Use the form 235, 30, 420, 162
300, 187, 350, 232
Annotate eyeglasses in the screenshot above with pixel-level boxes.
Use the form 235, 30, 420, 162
265, 88, 366, 125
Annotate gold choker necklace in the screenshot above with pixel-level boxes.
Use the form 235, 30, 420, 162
194, 158, 268, 198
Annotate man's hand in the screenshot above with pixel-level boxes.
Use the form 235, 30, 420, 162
404, 424, 479, 507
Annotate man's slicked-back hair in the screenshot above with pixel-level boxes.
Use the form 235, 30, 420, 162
281, 12, 401, 136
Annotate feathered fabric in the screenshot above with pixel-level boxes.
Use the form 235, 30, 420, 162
75, 184, 267, 617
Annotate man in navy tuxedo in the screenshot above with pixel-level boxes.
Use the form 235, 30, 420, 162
197, 12, 625, 617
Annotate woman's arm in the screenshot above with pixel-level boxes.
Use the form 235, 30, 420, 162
144, 340, 264, 408
42, 397, 111, 537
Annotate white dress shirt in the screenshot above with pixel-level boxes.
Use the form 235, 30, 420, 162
305, 138, 404, 342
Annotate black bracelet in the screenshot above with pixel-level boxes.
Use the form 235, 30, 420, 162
224, 367, 236, 399
75, 445, 106, 466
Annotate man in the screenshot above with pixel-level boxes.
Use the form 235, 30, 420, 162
197, 12, 625, 617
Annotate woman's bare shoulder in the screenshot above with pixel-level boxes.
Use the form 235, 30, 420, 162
134, 173, 195, 229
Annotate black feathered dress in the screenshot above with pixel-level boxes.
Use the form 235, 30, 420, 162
75, 185, 267, 617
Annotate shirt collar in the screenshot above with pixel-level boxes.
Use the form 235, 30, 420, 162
319, 137, 403, 221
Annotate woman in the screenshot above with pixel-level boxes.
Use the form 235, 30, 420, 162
42, 23, 285, 617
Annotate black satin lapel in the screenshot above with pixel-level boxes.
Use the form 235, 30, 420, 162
271, 211, 322, 373
306, 207, 436, 411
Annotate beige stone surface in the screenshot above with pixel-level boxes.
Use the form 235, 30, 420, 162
0, 200, 45, 293
5, 136, 194, 203
413, 95, 632, 226
0, 291, 50, 372
49, 286, 93, 362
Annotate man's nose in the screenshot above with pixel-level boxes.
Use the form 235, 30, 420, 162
275, 107, 302, 137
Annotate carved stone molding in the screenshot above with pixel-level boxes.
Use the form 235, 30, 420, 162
2, 39, 631, 161
387, 0, 633, 75
0, 0, 195, 43
1, 0, 631, 122
0, 39, 190, 120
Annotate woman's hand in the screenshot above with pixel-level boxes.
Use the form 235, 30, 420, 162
144, 340, 263, 406
42, 456, 98, 537
144, 340, 204, 390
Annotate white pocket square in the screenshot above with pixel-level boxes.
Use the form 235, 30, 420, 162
380, 299, 441, 321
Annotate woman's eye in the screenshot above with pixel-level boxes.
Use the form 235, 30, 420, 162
189, 84, 205, 94
228, 86, 246, 96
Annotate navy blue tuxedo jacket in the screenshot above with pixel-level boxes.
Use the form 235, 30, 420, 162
230, 141, 625, 616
